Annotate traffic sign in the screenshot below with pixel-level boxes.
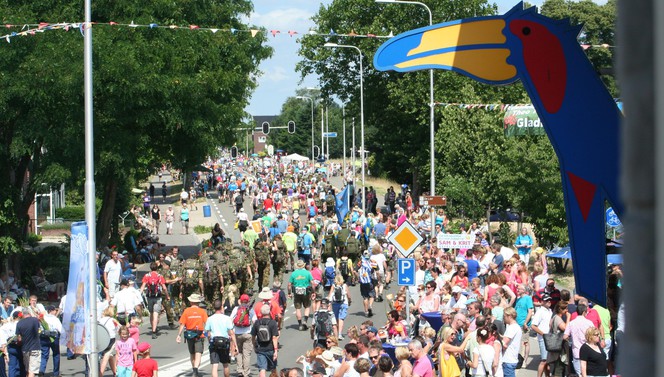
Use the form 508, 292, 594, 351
387, 220, 424, 257
397, 258, 416, 286
419, 195, 447, 206
606, 207, 621, 227
323, 132, 338, 138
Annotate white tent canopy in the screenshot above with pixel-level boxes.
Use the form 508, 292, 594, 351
282, 153, 309, 162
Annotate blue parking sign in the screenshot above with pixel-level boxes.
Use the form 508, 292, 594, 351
397, 258, 416, 286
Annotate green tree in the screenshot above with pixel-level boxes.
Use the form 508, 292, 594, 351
0, 0, 272, 250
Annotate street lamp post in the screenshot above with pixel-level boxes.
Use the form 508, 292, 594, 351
377, 0, 435, 238
296, 96, 315, 167
324, 42, 366, 213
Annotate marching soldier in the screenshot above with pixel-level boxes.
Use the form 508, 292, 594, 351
179, 257, 204, 307
200, 249, 223, 314
160, 259, 180, 327
271, 234, 288, 283
254, 234, 272, 292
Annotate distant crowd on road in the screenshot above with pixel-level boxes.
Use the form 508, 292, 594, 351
75, 151, 624, 377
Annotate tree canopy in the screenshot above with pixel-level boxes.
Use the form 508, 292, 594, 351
0, 0, 271, 250
296, 0, 617, 247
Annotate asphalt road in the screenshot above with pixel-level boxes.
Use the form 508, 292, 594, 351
50, 168, 542, 377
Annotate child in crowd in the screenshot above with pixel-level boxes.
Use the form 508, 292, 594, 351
132, 343, 158, 377
115, 326, 137, 377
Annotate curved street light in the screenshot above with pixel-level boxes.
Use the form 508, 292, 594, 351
324, 42, 366, 214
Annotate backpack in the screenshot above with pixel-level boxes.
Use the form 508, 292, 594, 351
315, 311, 334, 338
346, 237, 359, 256
182, 258, 200, 286
233, 304, 251, 327
297, 234, 305, 252
255, 244, 271, 264
308, 205, 316, 217
324, 266, 336, 288
333, 285, 345, 303
339, 259, 351, 277
145, 273, 162, 298
273, 239, 287, 263
256, 319, 272, 343
325, 194, 335, 207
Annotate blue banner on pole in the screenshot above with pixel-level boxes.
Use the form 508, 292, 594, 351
61, 221, 92, 354
335, 185, 350, 225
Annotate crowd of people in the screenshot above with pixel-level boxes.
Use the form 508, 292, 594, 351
66, 151, 624, 377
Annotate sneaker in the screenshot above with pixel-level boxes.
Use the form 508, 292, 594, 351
152, 333, 158, 339
302, 324, 308, 330
299, 324, 305, 331
338, 334, 344, 341
368, 309, 373, 317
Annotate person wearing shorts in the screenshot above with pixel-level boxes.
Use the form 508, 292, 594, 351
358, 252, 376, 317
289, 260, 313, 331
176, 294, 208, 377
140, 263, 170, 339
251, 305, 280, 377
16, 308, 41, 377
328, 275, 351, 340
205, 300, 237, 377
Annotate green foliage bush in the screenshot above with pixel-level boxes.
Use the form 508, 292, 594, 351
55, 206, 85, 221
194, 225, 212, 235
26, 233, 42, 247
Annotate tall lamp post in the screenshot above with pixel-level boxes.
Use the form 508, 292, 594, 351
324, 42, 365, 213
376, 0, 435, 238
296, 96, 315, 168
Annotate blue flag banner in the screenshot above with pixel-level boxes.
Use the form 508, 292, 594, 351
335, 186, 350, 225
61, 221, 92, 354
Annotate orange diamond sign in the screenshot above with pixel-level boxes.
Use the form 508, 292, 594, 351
387, 220, 424, 257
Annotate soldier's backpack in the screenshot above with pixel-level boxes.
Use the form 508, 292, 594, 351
273, 239, 287, 264
182, 258, 200, 286
325, 194, 335, 208
346, 236, 359, 256
255, 244, 271, 264
324, 233, 335, 257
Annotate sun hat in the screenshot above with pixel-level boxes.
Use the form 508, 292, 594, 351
452, 286, 463, 294
325, 258, 335, 268
187, 293, 203, 303
316, 350, 335, 365
296, 260, 306, 269
258, 287, 273, 300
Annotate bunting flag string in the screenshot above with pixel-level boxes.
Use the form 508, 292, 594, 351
434, 100, 621, 111
0, 21, 618, 47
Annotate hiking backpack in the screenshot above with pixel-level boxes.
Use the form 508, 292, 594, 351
315, 311, 334, 338
324, 266, 336, 288
297, 234, 305, 252
233, 304, 251, 327
182, 258, 200, 286
339, 259, 351, 277
145, 273, 162, 298
333, 285, 345, 303
256, 319, 272, 343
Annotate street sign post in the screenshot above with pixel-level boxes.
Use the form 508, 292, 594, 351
419, 195, 447, 207
387, 220, 424, 257
397, 258, 416, 286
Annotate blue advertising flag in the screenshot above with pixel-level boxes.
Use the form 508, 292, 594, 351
335, 186, 350, 225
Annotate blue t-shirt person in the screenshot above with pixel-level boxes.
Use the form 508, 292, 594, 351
515, 233, 533, 256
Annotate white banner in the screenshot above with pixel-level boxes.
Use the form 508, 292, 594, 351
61, 221, 92, 354
437, 233, 474, 249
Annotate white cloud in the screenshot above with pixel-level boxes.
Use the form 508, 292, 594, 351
249, 8, 314, 32
259, 66, 291, 83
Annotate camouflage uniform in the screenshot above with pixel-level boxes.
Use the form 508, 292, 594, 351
228, 247, 247, 292
238, 244, 256, 295
179, 257, 203, 307
160, 265, 177, 325
200, 250, 222, 313
322, 230, 337, 261
271, 236, 288, 284
254, 239, 272, 291
169, 258, 183, 316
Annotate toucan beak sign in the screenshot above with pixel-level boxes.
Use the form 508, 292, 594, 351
374, 18, 518, 85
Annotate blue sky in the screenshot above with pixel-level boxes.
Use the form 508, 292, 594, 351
245, 0, 606, 116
